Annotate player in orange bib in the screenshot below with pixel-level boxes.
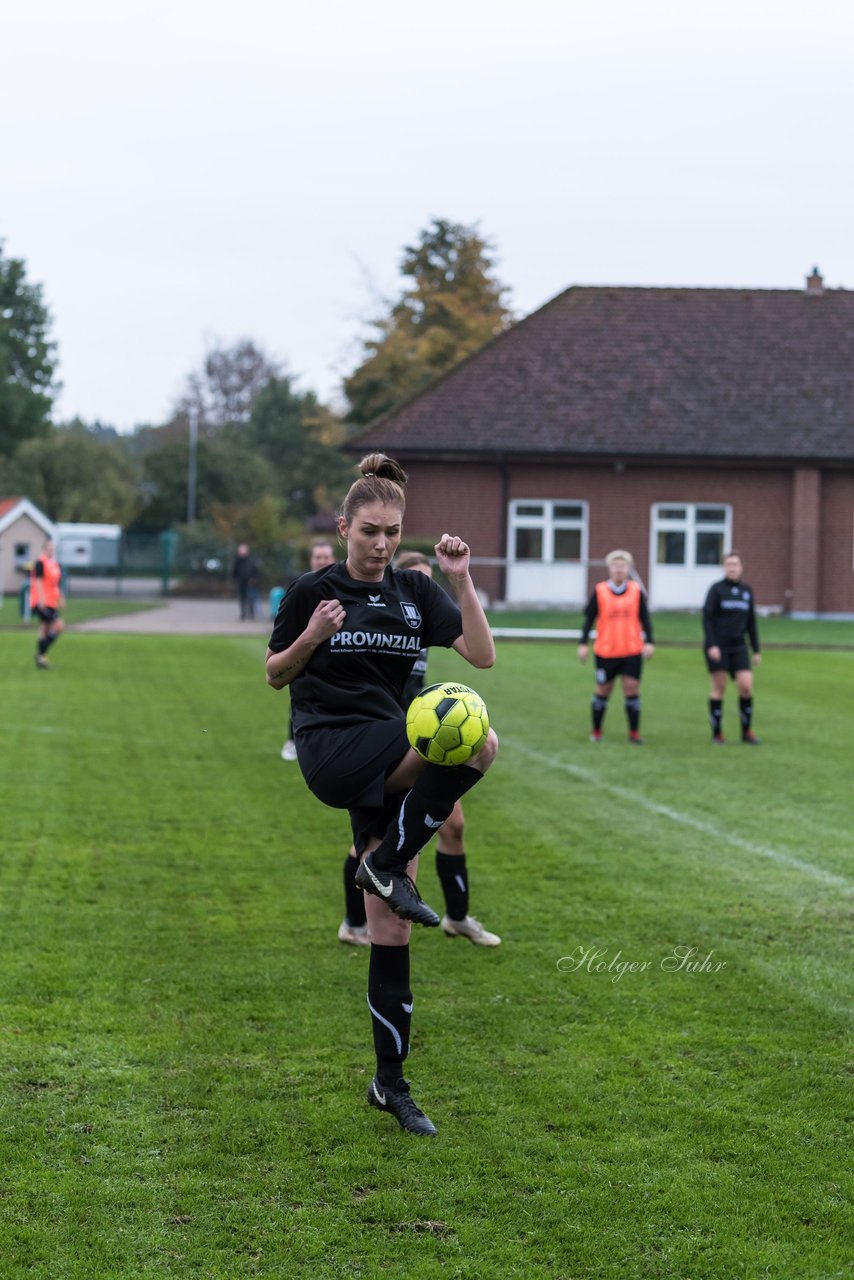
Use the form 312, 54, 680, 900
577, 549, 654, 744
30, 539, 65, 669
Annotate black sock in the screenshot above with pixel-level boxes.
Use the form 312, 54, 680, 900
37, 637, 50, 656
343, 853, 366, 927
368, 943, 411, 1087
739, 697, 753, 736
436, 850, 468, 921
625, 695, 640, 733
44, 631, 58, 652
372, 765, 483, 872
591, 694, 608, 731
709, 699, 723, 736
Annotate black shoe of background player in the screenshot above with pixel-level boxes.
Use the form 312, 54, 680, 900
355, 853, 440, 927
742, 731, 761, 745
367, 1076, 437, 1136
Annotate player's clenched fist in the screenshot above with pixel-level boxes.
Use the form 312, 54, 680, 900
308, 598, 346, 641
435, 535, 471, 575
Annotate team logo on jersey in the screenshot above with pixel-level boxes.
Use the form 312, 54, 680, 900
400, 602, 422, 629
367, 593, 386, 608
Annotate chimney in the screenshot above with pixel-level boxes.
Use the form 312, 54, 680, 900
805, 266, 824, 295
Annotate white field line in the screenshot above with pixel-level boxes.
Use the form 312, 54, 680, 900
507, 739, 853, 893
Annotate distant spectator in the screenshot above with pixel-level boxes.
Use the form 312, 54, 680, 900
233, 543, 260, 620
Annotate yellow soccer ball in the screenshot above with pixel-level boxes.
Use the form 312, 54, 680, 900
405, 681, 490, 766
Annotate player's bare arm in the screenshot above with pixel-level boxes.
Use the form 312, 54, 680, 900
437, 535, 495, 670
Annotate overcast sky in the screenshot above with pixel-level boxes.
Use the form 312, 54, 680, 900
4, 0, 853, 431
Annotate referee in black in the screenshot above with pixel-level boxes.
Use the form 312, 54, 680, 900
702, 551, 761, 744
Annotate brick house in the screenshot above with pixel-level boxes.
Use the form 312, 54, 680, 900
349, 269, 854, 616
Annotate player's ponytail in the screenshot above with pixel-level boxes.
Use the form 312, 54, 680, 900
341, 453, 408, 523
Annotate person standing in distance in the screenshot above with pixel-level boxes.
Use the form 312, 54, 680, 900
337, 550, 500, 948
577, 550, 654, 744
233, 543, 260, 620
265, 454, 497, 1136
281, 539, 337, 761
30, 539, 65, 669
703, 551, 761, 744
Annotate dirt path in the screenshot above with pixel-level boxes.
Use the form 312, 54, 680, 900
72, 599, 273, 637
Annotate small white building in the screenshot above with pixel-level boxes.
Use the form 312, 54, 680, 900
0, 497, 55, 596
55, 522, 122, 571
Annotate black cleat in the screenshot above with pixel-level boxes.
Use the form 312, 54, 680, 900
367, 1077, 437, 1136
711, 733, 726, 745
742, 732, 761, 745
628, 733, 644, 745
355, 853, 440, 927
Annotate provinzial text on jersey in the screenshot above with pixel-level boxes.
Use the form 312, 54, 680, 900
330, 631, 423, 651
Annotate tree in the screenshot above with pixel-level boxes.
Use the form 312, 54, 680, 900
8, 422, 138, 523
134, 434, 272, 531
240, 376, 351, 519
344, 218, 513, 426
0, 243, 58, 454
175, 339, 282, 436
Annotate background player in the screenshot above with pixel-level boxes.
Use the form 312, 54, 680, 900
703, 551, 761, 744
281, 539, 337, 760
30, 538, 65, 669
577, 549, 654, 744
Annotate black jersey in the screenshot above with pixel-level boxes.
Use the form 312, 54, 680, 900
702, 578, 760, 652
402, 645, 429, 708
268, 561, 462, 731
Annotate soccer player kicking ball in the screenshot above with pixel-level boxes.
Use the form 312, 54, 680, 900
265, 454, 498, 1136
702, 551, 761, 744
578, 550, 654, 744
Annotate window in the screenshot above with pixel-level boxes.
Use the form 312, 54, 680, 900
510, 499, 587, 563
515, 527, 543, 560
14, 542, 30, 566
652, 503, 731, 568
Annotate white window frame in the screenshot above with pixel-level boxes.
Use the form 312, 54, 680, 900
509, 499, 588, 564
650, 502, 732, 570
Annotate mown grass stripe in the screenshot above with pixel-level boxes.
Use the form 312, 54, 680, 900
506, 737, 853, 892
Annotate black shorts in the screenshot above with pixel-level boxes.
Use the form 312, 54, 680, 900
295, 719, 410, 850
705, 644, 751, 676
594, 654, 643, 684
32, 605, 59, 624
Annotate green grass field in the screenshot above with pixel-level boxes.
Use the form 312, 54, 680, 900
1, 628, 852, 1279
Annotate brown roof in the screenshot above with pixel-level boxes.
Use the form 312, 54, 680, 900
351, 285, 854, 463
